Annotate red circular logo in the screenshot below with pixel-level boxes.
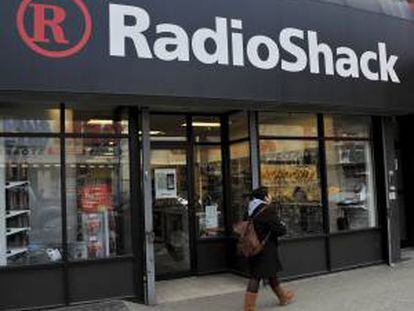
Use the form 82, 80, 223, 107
17, 0, 92, 58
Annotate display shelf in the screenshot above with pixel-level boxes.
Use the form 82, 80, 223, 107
5, 181, 29, 189
6, 227, 30, 237
6, 210, 30, 219
339, 205, 368, 210
6, 247, 28, 258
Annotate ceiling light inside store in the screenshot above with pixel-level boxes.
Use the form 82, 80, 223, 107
181, 122, 221, 128
87, 119, 114, 125
138, 130, 166, 135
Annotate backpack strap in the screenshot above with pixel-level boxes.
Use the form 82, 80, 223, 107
250, 204, 269, 219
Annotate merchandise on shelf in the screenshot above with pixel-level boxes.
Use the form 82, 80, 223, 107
0, 163, 31, 266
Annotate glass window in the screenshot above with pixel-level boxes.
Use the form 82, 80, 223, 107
65, 105, 129, 134
195, 146, 224, 238
324, 115, 371, 138
150, 115, 187, 142
326, 141, 377, 232
0, 103, 60, 133
66, 138, 131, 261
229, 112, 249, 141
193, 116, 221, 143
259, 113, 318, 137
260, 140, 323, 238
151, 149, 190, 275
230, 142, 252, 223
0, 138, 61, 267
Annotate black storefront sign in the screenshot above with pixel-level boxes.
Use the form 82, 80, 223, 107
0, 1, 412, 310
0, 0, 414, 112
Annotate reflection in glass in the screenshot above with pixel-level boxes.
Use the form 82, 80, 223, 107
324, 115, 371, 138
326, 141, 377, 232
0, 138, 61, 266
193, 116, 221, 143
260, 140, 323, 237
195, 146, 224, 238
66, 139, 131, 260
151, 149, 190, 275
150, 115, 187, 142
0, 104, 60, 133
65, 105, 128, 134
229, 112, 249, 141
259, 113, 318, 137
230, 142, 252, 223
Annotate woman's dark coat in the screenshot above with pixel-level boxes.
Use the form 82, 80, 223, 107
249, 203, 286, 278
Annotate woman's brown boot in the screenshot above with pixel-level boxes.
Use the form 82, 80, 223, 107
244, 292, 258, 311
271, 286, 295, 306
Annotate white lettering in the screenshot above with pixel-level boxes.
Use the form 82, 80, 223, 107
360, 51, 379, 81
308, 31, 334, 75
154, 24, 190, 61
378, 42, 400, 83
280, 28, 307, 72
247, 35, 280, 70
109, 4, 152, 58
336, 47, 359, 78
107, 6, 401, 84
231, 19, 244, 66
192, 17, 229, 65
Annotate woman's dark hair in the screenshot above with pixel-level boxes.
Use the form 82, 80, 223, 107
251, 186, 269, 201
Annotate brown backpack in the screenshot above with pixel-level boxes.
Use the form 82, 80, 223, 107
233, 206, 270, 258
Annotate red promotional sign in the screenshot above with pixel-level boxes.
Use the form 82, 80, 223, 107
16, 0, 92, 58
80, 184, 113, 213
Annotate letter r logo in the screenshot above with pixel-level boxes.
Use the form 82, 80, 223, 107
30, 3, 69, 44
17, 0, 92, 58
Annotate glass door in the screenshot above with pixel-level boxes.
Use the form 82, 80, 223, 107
151, 148, 191, 276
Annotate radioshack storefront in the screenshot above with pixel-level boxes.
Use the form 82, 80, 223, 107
1, 0, 414, 310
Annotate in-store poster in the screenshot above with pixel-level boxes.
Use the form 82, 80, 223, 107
205, 204, 219, 230
154, 169, 177, 199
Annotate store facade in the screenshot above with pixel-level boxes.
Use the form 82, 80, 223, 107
1, 0, 414, 310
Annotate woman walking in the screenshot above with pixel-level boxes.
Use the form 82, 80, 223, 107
244, 187, 295, 310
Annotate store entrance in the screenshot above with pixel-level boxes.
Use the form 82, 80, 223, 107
151, 147, 192, 277
149, 114, 226, 279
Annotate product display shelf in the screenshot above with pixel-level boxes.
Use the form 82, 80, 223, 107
6, 246, 28, 259
6, 210, 30, 219
5, 179, 31, 262
6, 181, 29, 189
6, 227, 30, 237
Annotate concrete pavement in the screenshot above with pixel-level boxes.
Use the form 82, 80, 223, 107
58, 249, 414, 311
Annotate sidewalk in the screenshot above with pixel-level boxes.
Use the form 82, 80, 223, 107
59, 249, 414, 311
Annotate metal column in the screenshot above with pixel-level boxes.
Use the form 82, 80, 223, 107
141, 109, 156, 305
380, 116, 400, 266
249, 111, 260, 189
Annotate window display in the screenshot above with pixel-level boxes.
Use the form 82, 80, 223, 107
195, 146, 224, 238
260, 140, 323, 237
259, 113, 318, 137
326, 141, 377, 231
230, 142, 252, 223
0, 138, 62, 266
66, 138, 131, 260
